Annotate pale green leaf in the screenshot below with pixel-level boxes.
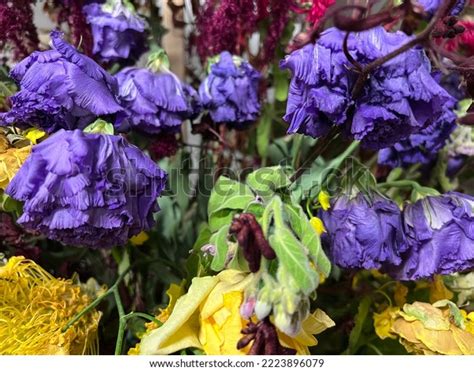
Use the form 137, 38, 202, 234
210, 225, 230, 272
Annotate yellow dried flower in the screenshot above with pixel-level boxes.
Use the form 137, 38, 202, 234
461, 310, 474, 335
429, 275, 454, 303
373, 306, 398, 340
133, 270, 334, 355
0, 145, 31, 190
0, 256, 101, 355
390, 301, 474, 355
318, 191, 331, 211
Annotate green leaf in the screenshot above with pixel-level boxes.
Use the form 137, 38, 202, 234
269, 227, 318, 295
209, 209, 235, 232
386, 167, 403, 183
268, 197, 318, 295
83, 119, 115, 135
257, 106, 272, 159
210, 225, 230, 272
246, 166, 291, 197
208, 176, 254, 216
284, 203, 331, 278
346, 296, 372, 354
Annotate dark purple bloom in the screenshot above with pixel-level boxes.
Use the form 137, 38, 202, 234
281, 27, 454, 150
415, 0, 466, 16
115, 66, 201, 134
388, 192, 474, 280
378, 101, 457, 167
83, 1, 148, 63
320, 192, 408, 270
199, 52, 261, 128
5, 129, 167, 248
0, 31, 125, 133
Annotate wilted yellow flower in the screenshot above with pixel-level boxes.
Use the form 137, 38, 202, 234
429, 275, 454, 303
0, 256, 101, 355
278, 309, 335, 355
373, 307, 398, 340
318, 191, 330, 211
390, 301, 474, 355
310, 216, 326, 235
461, 310, 474, 335
0, 145, 31, 190
135, 270, 334, 355
138, 270, 252, 355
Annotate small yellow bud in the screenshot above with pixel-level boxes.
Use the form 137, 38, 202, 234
318, 191, 331, 210
310, 217, 326, 235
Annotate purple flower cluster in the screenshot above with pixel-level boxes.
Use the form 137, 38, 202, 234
0, 31, 125, 133
199, 52, 261, 128
389, 192, 474, 280
281, 27, 454, 150
320, 193, 408, 270
116, 67, 201, 134
321, 191, 474, 280
6, 129, 167, 248
83, 0, 148, 63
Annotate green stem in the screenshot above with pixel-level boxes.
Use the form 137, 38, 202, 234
377, 180, 423, 191
114, 287, 127, 355
374, 290, 393, 307
122, 312, 162, 326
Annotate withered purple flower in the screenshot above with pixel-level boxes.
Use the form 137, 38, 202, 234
6, 129, 167, 249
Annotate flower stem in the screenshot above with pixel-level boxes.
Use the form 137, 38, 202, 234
377, 180, 423, 191
114, 286, 126, 355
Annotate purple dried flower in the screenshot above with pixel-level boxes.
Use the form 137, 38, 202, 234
0, 31, 125, 133
281, 27, 454, 150
6, 129, 167, 248
83, 0, 148, 63
378, 100, 457, 167
115, 55, 201, 134
199, 52, 261, 128
320, 192, 408, 270
387, 192, 474, 280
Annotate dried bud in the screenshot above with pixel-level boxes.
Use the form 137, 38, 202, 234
229, 213, 276, 272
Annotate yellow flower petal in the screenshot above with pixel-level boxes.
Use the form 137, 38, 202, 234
318, 191, 331, 211
279, 309, 335, 354
139, 276, 218, 355
23, 128, 46, 144
0, 145, 31, 190
310, 217, 326, 235
373, 307, 398, 340
429, 275, 454, 303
